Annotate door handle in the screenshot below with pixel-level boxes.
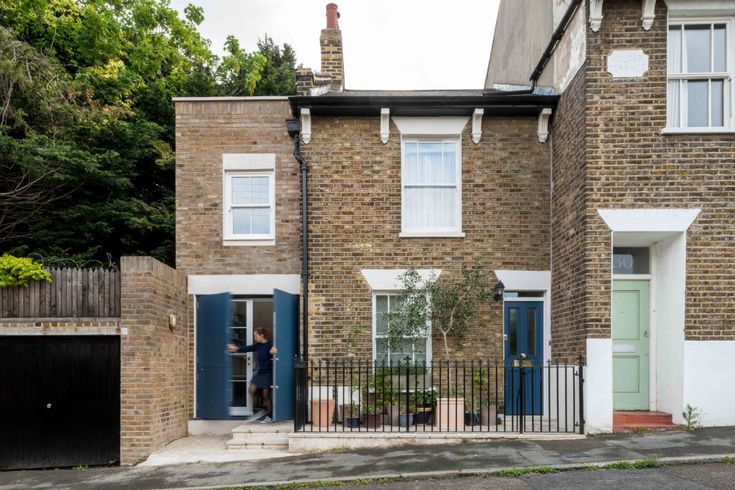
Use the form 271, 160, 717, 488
46, 403, 52, 409
644, 331, 649, 337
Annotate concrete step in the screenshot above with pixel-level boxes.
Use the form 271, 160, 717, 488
227, 423, 291, 451
613, 411, 678, 433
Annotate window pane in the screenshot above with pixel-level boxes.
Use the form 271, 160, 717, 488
685, 25, 711, 73
613, 247, 650, 274
390, 339, 413, 365
527, 309, 536, 356
405, 142, 418, 184
233, 208, 252, 234
250, 176, 269, 204
441, 187, 456, 227
667, 80, 681, 127
712, 80, 724, 127
687, 80, 708, 127
376, 295, 389, 313
418, 142, 443, 184
232, 177, 252, 205
413, 339, 427, 364
668, 26, 682, 73
509, 308, 518, 356
404, 187, 419, 228
251, 207, 270, 234
376, 338, 389, 365
714, 24, 727, 73
442, 142, 457, 184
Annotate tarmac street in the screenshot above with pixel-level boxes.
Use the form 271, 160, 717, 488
0, 426, 733, 489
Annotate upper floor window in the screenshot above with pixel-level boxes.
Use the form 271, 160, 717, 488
667, 20, 734, 130
223, 171, 275, 241
401, 139, 462, 237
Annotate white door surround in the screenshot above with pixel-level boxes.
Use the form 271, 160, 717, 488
596, 208, 700, 428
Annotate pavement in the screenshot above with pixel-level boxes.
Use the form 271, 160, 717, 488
138, 435, 295, 467
0, 426, 734, 489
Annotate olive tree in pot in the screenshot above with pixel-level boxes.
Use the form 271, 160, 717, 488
384, 262, 490, 429
414, 389, 437, 424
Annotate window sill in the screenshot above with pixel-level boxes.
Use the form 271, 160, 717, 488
399, 231, 466, 239
223, 238, 275, 247
661, 127, 735, 135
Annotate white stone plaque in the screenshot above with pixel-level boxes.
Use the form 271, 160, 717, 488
607, 50, 649, 79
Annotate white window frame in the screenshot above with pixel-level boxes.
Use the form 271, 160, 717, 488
371, 291, 432, 365
664, 16, 735, 133
399, 137, 464, 238
223, 170, 276, 242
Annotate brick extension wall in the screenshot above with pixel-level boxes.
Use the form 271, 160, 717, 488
301, 116, 551, 361
119, 256, 189, 465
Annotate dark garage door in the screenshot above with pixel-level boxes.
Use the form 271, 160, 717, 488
0, 336, 120, 470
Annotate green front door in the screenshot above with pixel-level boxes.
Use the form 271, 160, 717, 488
612, 280, 650, 410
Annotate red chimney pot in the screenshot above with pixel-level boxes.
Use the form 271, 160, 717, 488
326, 3, 339, 29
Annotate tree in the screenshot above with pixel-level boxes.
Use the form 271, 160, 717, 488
385, 261, 491, 363
0, 0, 299, 266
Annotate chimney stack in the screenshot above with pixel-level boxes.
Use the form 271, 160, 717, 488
320, 3, 344, 91
296, 3, 345, 96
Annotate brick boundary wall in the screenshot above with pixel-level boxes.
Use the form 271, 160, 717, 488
119, 256, 190, 465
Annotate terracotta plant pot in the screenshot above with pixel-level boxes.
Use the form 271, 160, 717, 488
311, 399, 335, 427
363, 413, 382, 429
480, 405, 498, 426
434, 398, 465, 429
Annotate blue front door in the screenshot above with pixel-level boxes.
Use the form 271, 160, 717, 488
504, 301, 543, 415
196, 293, 232, 419
272, 289, 299, 421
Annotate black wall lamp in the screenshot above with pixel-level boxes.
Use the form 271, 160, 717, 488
493, 281, 505, 301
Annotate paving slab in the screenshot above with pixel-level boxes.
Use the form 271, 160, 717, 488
0, 427, 733, 489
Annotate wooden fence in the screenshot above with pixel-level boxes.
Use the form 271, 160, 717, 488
0, 268, 120, 318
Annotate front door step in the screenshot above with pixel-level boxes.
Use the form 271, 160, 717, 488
226, 422, 291, 450
613, 411, 678, 433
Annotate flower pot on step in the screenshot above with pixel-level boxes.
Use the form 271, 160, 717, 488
343, 417, 361, 428
399, 414, 414, 427
413, 407, 433, 425
480, 405, 497, 426
464, 411, 480, 426
311, 399, 335, 427
363, 413, 382, 429
434, 398, 465, 429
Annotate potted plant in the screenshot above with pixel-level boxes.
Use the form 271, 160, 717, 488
398, 404, 414, 428
464, 397, 481, 427
480, 399, 497, 426
311, 397, 335, 427
342, 402, 361, 428
414, 389, 436, 425
362, 402, 382, 429
383, 263, 489, 430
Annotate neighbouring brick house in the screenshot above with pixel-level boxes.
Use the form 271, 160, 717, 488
175, 0, 735, 439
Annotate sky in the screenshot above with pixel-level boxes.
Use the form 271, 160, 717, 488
168, 0, 501, 90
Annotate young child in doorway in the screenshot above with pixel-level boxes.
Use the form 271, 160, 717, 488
228, 328, 277, 423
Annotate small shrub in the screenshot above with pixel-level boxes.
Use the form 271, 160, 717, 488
497, 466, 557, 477
0, 255, 52, 287
682, 404, 702, 431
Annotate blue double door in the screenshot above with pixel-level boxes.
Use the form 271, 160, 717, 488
196, 290, 298, 421
504, 301, 544, 415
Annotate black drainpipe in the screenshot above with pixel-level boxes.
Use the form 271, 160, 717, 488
287, 118, 309, 361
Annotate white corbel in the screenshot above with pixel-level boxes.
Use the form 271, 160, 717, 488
380, 108, 390, 144
590, 0, 604, 32
471, 108, 484, 144
537, 108, 552, 143
301, 108, 311, 144
642, 0, 656, 30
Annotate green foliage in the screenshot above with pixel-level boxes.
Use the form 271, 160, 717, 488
603, 458, 660, 470
0, 254, 51, 286
496, 466, 558, 477
385, 260, 491, 362
682, 404, 702, 431
415, 389, 437, 408
0, 0, 298, 264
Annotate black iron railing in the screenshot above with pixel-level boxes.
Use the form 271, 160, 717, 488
293, 357, 584, 434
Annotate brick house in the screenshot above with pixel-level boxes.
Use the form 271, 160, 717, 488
173, 0, 735, 442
